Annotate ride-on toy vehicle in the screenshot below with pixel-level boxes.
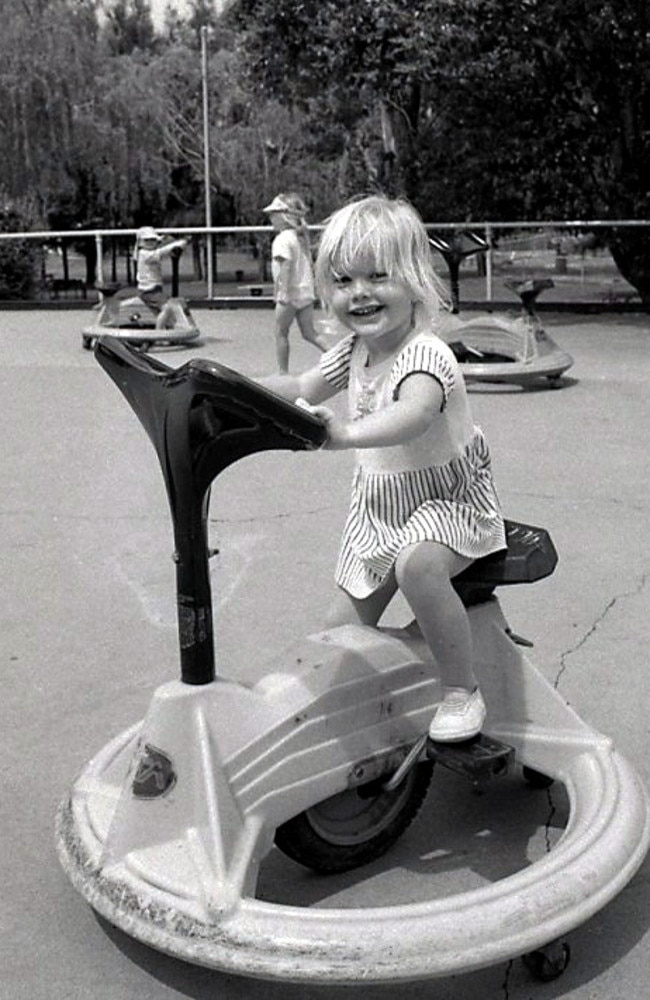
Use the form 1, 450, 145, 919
82, 244, 200, 352
56, 336, 649, 986
440, 277, 574, 387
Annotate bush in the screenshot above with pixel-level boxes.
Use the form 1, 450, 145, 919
0, 203, 40, 299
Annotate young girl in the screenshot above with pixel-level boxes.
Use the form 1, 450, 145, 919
262, 195, 506, 742
262, 193, 329, 372
134, 226, 189, 330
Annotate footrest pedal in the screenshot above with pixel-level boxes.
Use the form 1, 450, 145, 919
426, 733, 514, 780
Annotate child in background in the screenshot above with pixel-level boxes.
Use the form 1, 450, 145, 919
134, 226, 189, 330
262, 193, 329, 372
261, 195, 506, 742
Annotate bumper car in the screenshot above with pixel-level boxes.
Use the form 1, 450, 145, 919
56, 337, 648, 986
82, 249, 200, 352
442, 278, 574, 387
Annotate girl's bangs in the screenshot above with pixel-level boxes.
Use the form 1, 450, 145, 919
328, 218, 393, 278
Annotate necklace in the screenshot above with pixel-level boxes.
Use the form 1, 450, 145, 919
356, 371, 380, 417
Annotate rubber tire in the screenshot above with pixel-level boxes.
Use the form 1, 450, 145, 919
274, 761, 434, 874
522, 942, 571, 981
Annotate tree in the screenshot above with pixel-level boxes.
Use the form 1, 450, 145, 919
103, 0, 156, 55
423, 0, 650, 299
209, 64, 343, 224
0, 0, 102, 216
2, 0, 649, 301
228, 0, 650, 301
0, 196, 42, 299
226, 0, 442, 204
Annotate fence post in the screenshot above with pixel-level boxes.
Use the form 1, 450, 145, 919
485, 224, 493, 302
95, 233, 104, 287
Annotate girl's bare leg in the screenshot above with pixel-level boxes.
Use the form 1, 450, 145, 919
295, 303, 329, 352
155, 301, 175, 330
395, 541, 475, 690
324, 572, 397, 629
273, 303, 295, 373
396, 541, 486, 739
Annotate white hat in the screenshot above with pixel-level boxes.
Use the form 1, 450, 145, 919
262, 195, 293, 214
137, 226, 161, 242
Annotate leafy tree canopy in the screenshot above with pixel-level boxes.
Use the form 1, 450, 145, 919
1, 0, 650, 295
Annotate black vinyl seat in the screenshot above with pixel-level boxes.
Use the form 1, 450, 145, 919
454, 520, 558, 605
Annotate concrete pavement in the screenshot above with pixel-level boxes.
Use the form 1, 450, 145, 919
1, 307, 649, 999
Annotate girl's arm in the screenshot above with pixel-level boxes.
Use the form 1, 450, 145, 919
314, 373, 443, 449
158, 238, 188, 258
273, 256, 291, 303
258, 365, 338, 405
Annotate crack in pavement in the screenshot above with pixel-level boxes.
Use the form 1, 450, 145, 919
508, 490, 650, 514
209, 508, 333, 525
548, 574, 648, 837
504, 578, 650, 993
554, 571, 649, 691
501, 957, 514, 998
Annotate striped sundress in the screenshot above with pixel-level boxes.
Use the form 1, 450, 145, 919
320, 329, 506, 599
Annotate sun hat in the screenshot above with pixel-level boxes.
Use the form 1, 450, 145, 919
262, 195, 292, 213
262, 193, 308, 215
137, 226, 162, 242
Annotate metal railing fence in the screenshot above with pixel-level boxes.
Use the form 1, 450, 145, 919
0, 219, 647, 303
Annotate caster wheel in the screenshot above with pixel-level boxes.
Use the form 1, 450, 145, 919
82, 335, 95, 351
522, 940, 570, 981
523, 765, 554, 789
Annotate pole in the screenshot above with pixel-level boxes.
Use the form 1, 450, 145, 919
485, 224, 493, 302
95, 233, 104, 287
201, 25, 214, 298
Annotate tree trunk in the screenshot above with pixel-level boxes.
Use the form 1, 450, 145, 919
606, 228, 650, 307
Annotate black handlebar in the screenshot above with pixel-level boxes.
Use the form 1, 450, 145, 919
95, 335, 327, 685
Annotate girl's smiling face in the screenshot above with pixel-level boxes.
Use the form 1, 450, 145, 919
330, 256, 415, 353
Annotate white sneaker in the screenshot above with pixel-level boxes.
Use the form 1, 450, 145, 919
428, 687, 486, 742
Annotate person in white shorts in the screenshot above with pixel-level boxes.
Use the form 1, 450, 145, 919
262, 193, 329, 372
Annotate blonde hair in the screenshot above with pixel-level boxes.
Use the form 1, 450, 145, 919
315, 196, 449, 316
